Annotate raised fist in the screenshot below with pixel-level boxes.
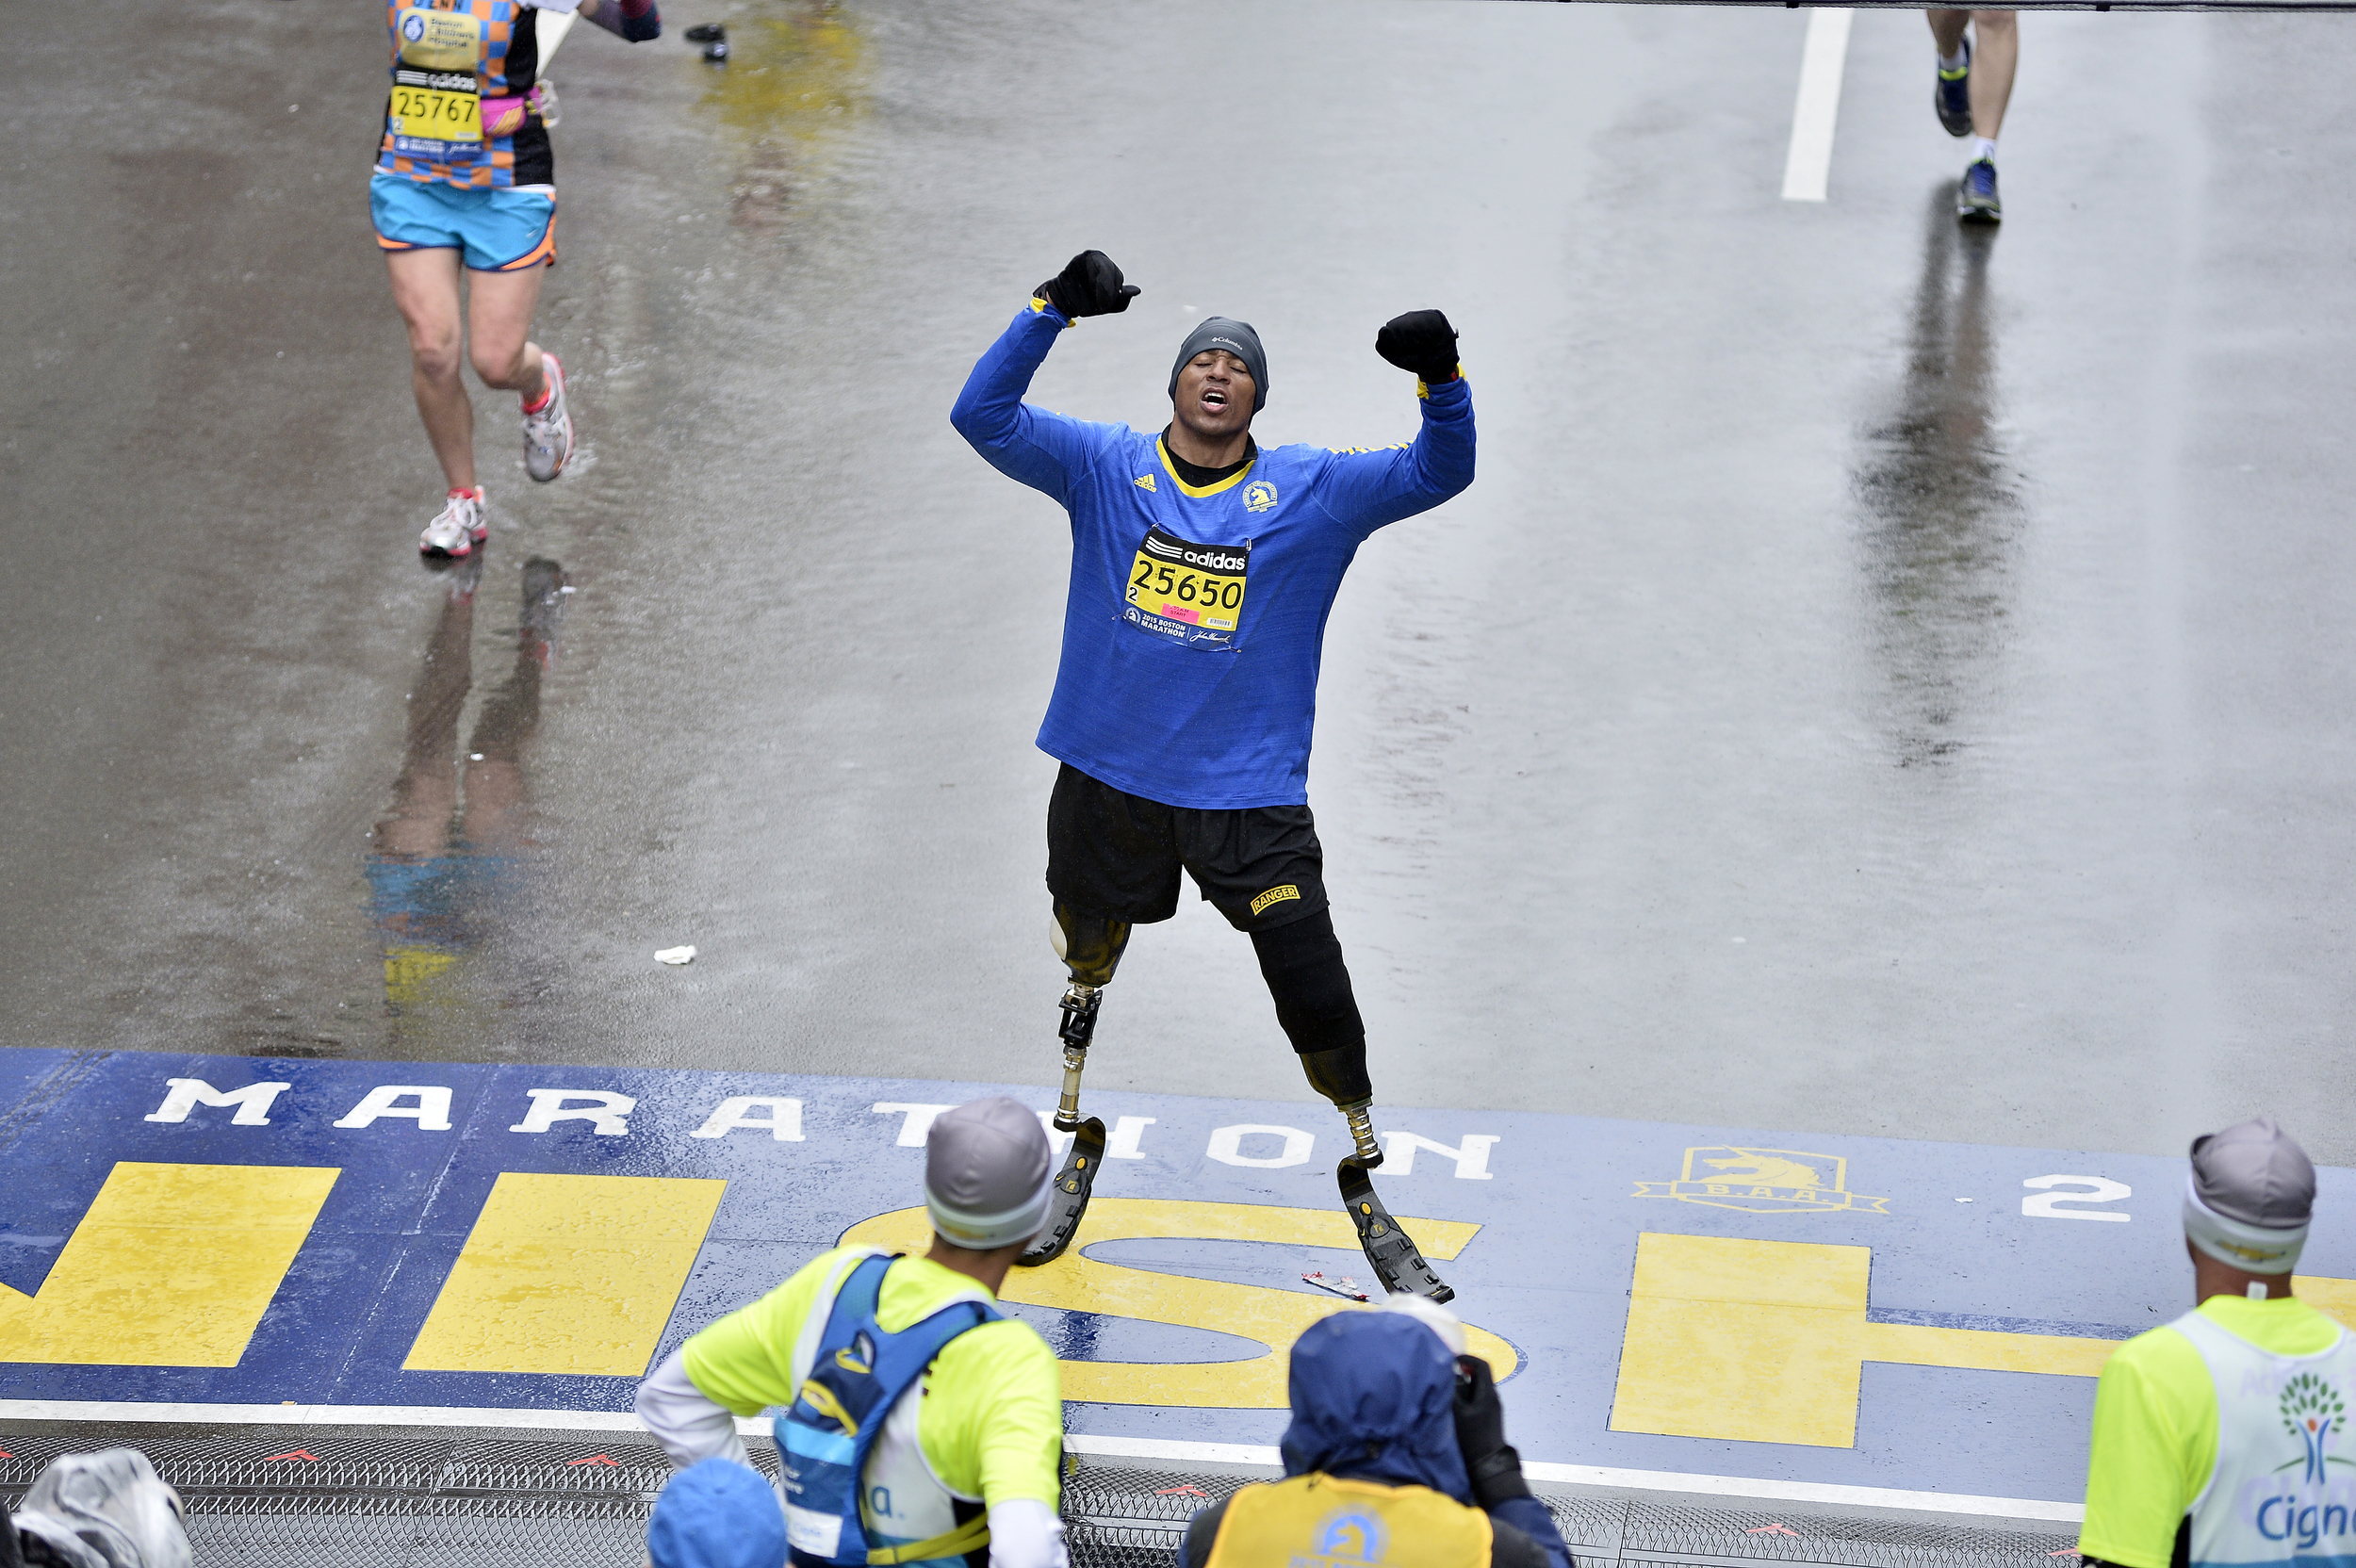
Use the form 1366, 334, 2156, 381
1038, 251, 1141, 318
1376, 310, 1459, 383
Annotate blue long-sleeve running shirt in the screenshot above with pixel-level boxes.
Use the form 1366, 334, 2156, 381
951, 302, 1477, 810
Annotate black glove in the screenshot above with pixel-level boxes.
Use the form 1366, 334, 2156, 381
1453, 1354, 1532, 1507
1037, 251, 1140, 318
1376, 309, 1460, 384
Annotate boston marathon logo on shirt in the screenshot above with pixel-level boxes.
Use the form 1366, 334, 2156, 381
1632, 1146, 1890, 1215
1309, 1508, 1388, 1565
1124, 526, 1248, 647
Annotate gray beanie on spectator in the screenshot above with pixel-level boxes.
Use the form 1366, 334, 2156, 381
924, 1096, 1054, 1250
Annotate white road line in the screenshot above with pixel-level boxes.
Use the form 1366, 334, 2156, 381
1781, 7, 1856, 202
1062, 1433, 1284, 1468
1519, 1461, 2084, 1523
0, 1400, 2083, 1522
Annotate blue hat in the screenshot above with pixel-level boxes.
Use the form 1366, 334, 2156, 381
1280, 1312, 1471, 1503
647, 1459, 787, 1568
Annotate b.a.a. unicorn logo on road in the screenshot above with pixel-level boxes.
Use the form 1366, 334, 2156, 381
1632, 1146, 1890, 1216
2280, 1372, 2354, 1484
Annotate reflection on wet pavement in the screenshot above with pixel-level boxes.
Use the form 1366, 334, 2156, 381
368, 560, 568, 1037
699, 0, 868, 232
1853, 184, 2021, 770
11, 0, 2356, 1154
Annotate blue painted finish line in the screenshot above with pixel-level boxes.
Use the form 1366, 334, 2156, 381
0, 1047, 2323, 1505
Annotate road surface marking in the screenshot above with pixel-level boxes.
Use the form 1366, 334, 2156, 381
1782, 8, 1855, 202
0, 1163, 339, 1366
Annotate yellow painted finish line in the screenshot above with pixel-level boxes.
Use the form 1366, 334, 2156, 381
0, 1163, 1495, 1406
0, 1162, 340, 1366
1611, 1233, 2356, 1448
844, 1199, 1506, 1409
406, 1172, 728, 1377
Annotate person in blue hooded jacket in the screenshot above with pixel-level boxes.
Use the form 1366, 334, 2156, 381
1174, 1305, 1571, 1568
949, 250, 1475, 1297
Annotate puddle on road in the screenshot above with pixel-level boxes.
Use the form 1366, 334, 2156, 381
366, 557, 569, 1045
696, 0, 869, 234
1851, 183, 2024, 770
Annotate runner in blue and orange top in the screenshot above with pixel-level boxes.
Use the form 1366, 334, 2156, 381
372, 0, 658, 559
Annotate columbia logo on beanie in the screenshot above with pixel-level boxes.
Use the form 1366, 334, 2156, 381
1170, 317, 1268, 413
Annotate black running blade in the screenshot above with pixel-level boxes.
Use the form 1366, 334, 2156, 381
1337, 1156, 1453, 1303
1017, 1117, 1106, 1266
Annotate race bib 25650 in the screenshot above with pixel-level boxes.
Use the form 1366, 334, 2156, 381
1124, 527, 1248, 647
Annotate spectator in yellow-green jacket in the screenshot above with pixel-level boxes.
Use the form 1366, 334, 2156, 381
637, 1097, 1065, 1568
2080, 1118, 2349, 1568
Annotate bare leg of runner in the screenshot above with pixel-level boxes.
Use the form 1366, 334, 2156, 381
1928, 13, 1968, 66
1926, 9, 2017, 139
1965, 10, 2016, 139
385, 250, 477, 492
465, 269, 549, 413
384, 252, 548, 493
1928, 8, 2014, 220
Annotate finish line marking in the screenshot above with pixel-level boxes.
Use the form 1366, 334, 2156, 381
1782, 7, 1856, 201
0, 1400, 2081, 1523
24, 1048, 2348, 1501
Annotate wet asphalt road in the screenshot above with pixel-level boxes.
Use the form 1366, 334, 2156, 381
5, 0, 2355, 1161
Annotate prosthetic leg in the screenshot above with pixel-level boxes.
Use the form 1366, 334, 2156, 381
1257, 912, 1453, 1303
1018, 902, 1130, 1266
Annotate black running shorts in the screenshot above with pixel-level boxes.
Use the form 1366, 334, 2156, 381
1045, 764, 1330, 934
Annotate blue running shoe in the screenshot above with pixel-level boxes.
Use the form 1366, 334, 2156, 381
1957, 158, 2002, 223
1936, 41, 1973, 137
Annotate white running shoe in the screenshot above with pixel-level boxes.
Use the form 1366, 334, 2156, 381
418, 487, 488, 558
523, 352, 573, 482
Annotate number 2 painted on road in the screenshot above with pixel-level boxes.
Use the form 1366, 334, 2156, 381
2022, 1174, 2132, 1221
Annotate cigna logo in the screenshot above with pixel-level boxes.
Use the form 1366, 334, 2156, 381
2282, 1372, 2352, 1485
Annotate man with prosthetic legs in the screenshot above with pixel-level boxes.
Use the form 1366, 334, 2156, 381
952, 251, 1476, 1298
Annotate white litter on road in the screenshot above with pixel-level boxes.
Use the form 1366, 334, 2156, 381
1301, 1271, 1370, 1302
655, 946, 696, 966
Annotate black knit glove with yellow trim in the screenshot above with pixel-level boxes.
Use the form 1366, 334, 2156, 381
1037, 251, 1140, 318
1453, 1354, 1533, 1508
1376, 309, 1460, 384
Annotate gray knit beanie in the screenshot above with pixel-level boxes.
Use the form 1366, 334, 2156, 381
924, 1097, 1054, 1250
1169, 318, 1268, 413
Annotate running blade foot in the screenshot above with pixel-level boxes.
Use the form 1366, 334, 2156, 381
1017, 1117, 1106, 1266
1338, 1156, 1453, 1303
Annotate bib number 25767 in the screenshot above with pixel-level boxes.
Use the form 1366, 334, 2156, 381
1125, 528, 1249, 647
389, 73, 482, 149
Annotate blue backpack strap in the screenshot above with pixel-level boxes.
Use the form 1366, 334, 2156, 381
780, 1261, 1000, 1567
780, 1255, 896, 1563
